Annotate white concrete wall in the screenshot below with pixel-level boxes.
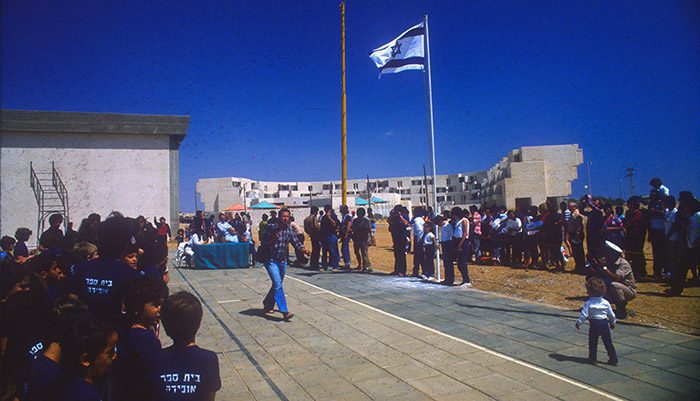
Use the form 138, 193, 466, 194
1, 132, 170, 242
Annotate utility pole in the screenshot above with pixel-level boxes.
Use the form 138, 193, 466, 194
625, 168, 635, 198
366, 175, 371, 205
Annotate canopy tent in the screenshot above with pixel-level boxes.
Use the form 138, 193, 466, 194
250, 201, 279, 209
355, 197, 387, 206
223, 203, 246, 212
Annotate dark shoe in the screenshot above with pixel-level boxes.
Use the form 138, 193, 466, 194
283, 312, 294, 322
607, 359, 618, 366
616, 306, 628, 320
262, 308, 273, 315
587, 358, 597, 365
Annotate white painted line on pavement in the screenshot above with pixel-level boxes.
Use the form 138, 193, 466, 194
217, 299, 242, 304
288, 276, 625, 401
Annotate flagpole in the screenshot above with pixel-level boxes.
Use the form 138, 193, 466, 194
423, 14, 441, 282
340, 1, 348, 206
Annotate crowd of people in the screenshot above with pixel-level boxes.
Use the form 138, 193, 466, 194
0, 212, 220, 401
382, 178, 699, 314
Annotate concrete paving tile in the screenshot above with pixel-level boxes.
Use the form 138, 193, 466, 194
383, 360, 440, 382
408, 374, 476, 397
556, 389, 617, 401
513, 373, 586, 398
318, 353, 369, 371
410, 347, 467, 368
496, 388, 560, 401
353, 375, 426, 400
597, 379, 680, 401
625, 350, 683, 369
633, 369, 700, 393
302, 377, 362, 399
463, 373, 530, 397
675, 338, 700, 351
437, 360, 494, 383
653, 344, 700, 363
639, 329, 693, 344
668, 362, 700, 379
336, 363, 387, 383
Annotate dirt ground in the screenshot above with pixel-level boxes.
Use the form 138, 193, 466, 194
296, 222, 700, 336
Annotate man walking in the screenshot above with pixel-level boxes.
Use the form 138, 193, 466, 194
261, 208, 310, 321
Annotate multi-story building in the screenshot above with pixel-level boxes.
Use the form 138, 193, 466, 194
197, 144, 583, 214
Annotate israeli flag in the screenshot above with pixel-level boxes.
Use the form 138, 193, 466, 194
369, 22, 425, 75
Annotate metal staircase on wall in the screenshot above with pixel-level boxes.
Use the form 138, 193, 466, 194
30, 161, 70, 240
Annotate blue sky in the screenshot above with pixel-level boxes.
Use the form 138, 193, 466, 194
2, 1, 698, 212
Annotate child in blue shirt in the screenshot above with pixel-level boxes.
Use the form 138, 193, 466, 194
114, 276, 168, 401
15, 299, 89, 401
58, 317, 118, 401
576, 277, 618, 365
151, 291, 220, 401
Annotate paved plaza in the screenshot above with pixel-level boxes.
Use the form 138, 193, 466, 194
167, 261, 700, 401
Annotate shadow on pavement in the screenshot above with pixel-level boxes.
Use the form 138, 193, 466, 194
240, 308, 284, 322
549, 353, 592, 364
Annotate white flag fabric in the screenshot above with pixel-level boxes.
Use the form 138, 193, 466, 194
369, 22, 424, 74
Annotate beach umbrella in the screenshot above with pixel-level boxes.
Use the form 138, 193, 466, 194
250, 201, 279, 209
370, 196, 388, 203
223, 203, 246, 212
355, 198, 369, 206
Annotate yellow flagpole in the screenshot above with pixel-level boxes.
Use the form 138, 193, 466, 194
341, 1, 347, 206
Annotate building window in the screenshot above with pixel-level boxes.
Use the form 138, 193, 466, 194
323, 184, 331, 190
411, 179, 421, 186
232, 181, 241, 188
290, 185, 298, 191
446, 178, 451, 185
308, 185, 313, 191
397, 180, 403, 187
334, 184, 341, 190
447, 195, 453, 202
437, 196, 445, 202
353, 183, 359, 190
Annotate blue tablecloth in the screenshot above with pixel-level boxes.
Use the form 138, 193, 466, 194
192, 242, 250, 269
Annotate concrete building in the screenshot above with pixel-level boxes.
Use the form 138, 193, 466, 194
0, 109, 189, 244
197, 144, 583, 214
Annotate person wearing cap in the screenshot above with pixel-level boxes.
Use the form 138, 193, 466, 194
596, 240, 636, 319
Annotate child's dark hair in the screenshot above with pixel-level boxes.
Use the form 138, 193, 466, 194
14, 228, 32, 242
122, 243, 140, 257
61, 317, 115, 376
586, 277, 607, 297
0, 235, 16, 251
98, 212, 134, 260
124, 276, 168, 323
43, 297, 91, 346
161, 291, 203, 343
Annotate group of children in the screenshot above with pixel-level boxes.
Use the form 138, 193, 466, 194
0, 212, 220, 401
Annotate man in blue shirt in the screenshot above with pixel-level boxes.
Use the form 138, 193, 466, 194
216, 213, 238, 243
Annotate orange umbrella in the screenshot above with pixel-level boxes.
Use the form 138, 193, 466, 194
224, 203, 246, 212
